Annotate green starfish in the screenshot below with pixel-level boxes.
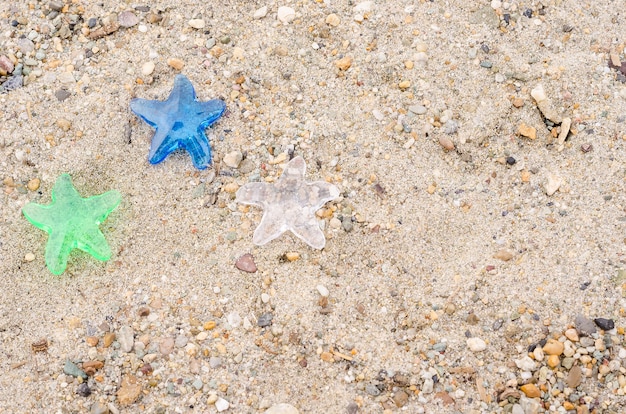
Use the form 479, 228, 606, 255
22, 174, 122, 275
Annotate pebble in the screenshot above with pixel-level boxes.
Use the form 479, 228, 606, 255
438, 135, 455, 151
117, 374, 142, 405
235, 253, 257, 273
316, 285, 329, 297
257, 313, 273, 327
520, 383, 540, 398
467, 337, 487, 352
76, 383, 91, 397
103, 332, 115, 348
159, 337, 175, 355
215, 397, 230, 412
409, 105, 427, 115
209, 356, 222, 369
518, 123, 537, 140
494, 249, 513, 261
24, 252, 36, 262
334, 56, 352, 71
55, 89, 71, 102
141, 61, 155, 76
64, 359, 87, 379
542, 338, 564, 356
167, 58, 184, 70
372, 109, 384, 121
365, 383, 381, 396
594, 318, 614, 331
575, 315, 597, 336
544, 174, 561, 196
254, 6, 268, 19
265, 404, 299, 414
515, 356, 537, 372
223, 151, 243, 168
0, 56, 14, 74
557, 117, 571, 145
422, 378, 434, 394
90, 402, 109, 414
27, 178, 41, 191
393, 390, 409, 407
118, 325, 134, 353
566, 365, 582, 388
175, 334, 188, 348
277, 6, 296, 24
564, 328, 579, 342
325, 14, 340, 27
188, 19, 205, 29
118, 11, 139, 28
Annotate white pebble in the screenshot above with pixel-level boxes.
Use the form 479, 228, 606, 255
491, 0, 502, 9
545, 173, 562, 196
530, 84, 546, 102
316, 285, 329, 297
372, 109, 384, 121
141, 61, 155, 76
188, 19, 205, 29
215, 397, 230, 412
514, 355, 537, 372
467, 337, 487, 352
277, 6, 296, 24
354, 1, 373, 12
254, 6, 268, 19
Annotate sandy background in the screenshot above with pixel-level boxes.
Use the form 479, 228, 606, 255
1, 0, 626, 413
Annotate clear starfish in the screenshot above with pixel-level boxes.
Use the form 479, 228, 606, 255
22, 174, 122, 275
130, 74, 226, 170
236, 156, 340, 249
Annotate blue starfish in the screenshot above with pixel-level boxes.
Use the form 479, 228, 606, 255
130, 74, 226, 170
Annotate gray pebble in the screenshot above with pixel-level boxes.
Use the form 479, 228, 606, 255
422, 378, 434, 394
480, 60, 493, 68
49, 1, 64, 12
76, 383, 91, 397
1, 75, 23, 93
209, 356, 222, 369
341, 216, 353, 232
118, 325, 134, 353
90, 402, 109, 414
118, 11, 139, 28
408, 105, 427, 115
346, 402, 359, 414
432, 342, 448, 352
575, 314, 597, 336
87, 18, 98, 28
192, 378, 203, 389
365, 383, 380, 396
63, 359, 87, 379
257, 312, 273, 327
444, 120, 459, 134
175, 334, 188, 348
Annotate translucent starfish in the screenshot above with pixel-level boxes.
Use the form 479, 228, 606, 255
22, 174, 122, 275
236, 156, 340, 249
130, 74, 226, 170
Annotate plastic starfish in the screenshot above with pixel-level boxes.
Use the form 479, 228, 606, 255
22, 174, 122, 275
236, 156, 340, 249
130, 74, 226, 170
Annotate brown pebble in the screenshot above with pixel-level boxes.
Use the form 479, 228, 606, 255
334, 56, 352, 71
546, 354, 560, 368
82, 360, 104, 376
542, 338, 564, 356
117, 374, 142, 405
434, 391, 455, 406
285, 252, 300, 262
103, 332, 116, 348
320, 351, 334, 362
138, 307, 150, 317
520, 383, 541, 398
31, 338, 49, 352
512, 98, 524, 108
438, 135, 455, 151
210, 46, 224, 58
27, 178, 41, 191
235, 253, 257, 273
85, 336, 99, 347
494, 249, 513, 261
160, 337, 175, 355
580, 143, 592, 153
167, 58, 184, 70
393, 390, 409, 407
566, 365, 582, 388
518, 123, 537, 140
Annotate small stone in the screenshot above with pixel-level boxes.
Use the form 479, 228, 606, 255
223, 182, 239, 193
118, 325, 134, 353
575, 315, 597, 336
506, 156, 516, 165
398, 80, 411, 90
48, 1, 64, 12
512, 98, 524, 108
76, 383, 91, 397
542, 339, 564, 356
546, 354, 560, 368
334, 56, 352, 71
85, 336, 99, 347
265, 404, 299, 414
117, 374, 142, 405
188, 19, 205, 29
103, 332, 115, 348
515, 356, 537, 372
25, 252, 36, 262
215, 397, 230, 412
254, 6, 268, 19
393, 390, 409, 407
285, 252, 300, 262
325, 13, 340, 27
223, 151, 243, 168
520, 383, 540, 398
467, 337, 487, 352
235, 253, 257, 273
0, 55, 14, 74
530, 84, 547, 102
160, 337, 175, 355
90, 401, 109, 414
209, 356, 222, 369
175, 334, 188, 348
438, 135, 455, 151
118, 11, 139, 28
56, 118, 71, 131
557, 117, 571, 145
593, 318, 615, 331
167, 58, 184, 70
27, 178, 41, 191
494, 249, 513, 261
566, 365, 582, 388
561, 357, 574, 369
55, 89, 71, 102
518, 123, 537, 140
64, 359, 87, 379
422, 378, 434, 394
365, 383, 381, 396
545, 174, 561, 196
277, 6, 296, 24
258, 313, 273, 327
316, 284, 329, 297
581, 143, 593, 153
320, 351, 334, 362
408, 105, 427, 115
564, 328, 579, 342
141, 61, 155, 76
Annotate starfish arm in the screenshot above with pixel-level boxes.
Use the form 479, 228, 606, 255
236, 182, 272, 206
184, 130, 212, 170
129, 98, 165, 127
306, 181, 340, 210
83, 190, 122, 222
252, 210, 289, 246
76, 226, 113, 261
22, 203, 54, 232
282, 156, 306, 179
290, 219, 327, 250
45, 231, 74, 275
172, 74, 197, 104
197, 99, 227, 126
